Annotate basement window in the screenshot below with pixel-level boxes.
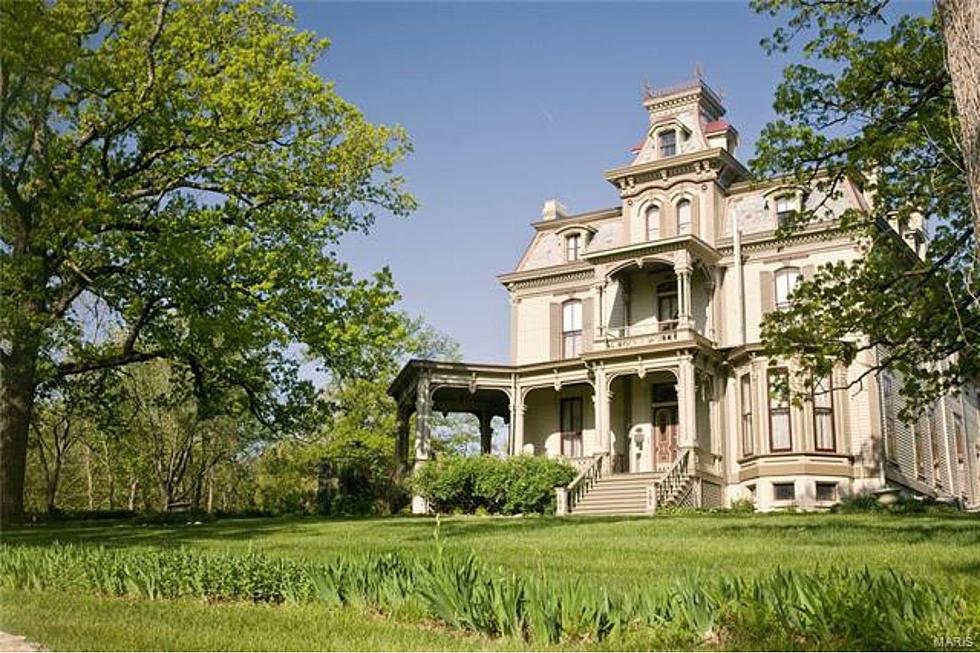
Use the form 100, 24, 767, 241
772, 482, 795, 502
815, 482, 838, 503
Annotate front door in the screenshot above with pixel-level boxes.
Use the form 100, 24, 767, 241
653, 406, 678, 471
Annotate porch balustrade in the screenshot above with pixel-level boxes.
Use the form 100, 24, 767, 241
594, 321, 693, 350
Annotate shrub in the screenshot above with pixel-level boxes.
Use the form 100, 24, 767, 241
410, 455, 576, 515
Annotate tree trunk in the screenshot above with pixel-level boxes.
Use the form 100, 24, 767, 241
127, 478, 139, 511
44, 460, 62, 513
0, 336, 40, 520
83, 446, 95, 509
937, 0, 980, 250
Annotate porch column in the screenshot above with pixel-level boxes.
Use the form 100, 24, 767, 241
705, 267, 718, 341
478, 410, 494, 455
677, 354, 697, 448
411, 372, 432, 514
595, 281, 607, 336
511, 398, 525, 456
414, 372, 431, 465
675, 265, 693, 329
592, 366, 609, 455
395, 403, 412, 479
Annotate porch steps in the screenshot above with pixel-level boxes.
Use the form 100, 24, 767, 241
570, 472, 662, 516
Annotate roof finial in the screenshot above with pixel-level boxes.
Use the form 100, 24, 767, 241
693, 62, 704, 80
643, 78, 655, 101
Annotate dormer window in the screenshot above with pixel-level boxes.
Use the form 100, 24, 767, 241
658, 130, 677, 157
565, 234, 582, 261
775, 195, 796, 226
645, 205, 661, 240
676, 199, 692, 235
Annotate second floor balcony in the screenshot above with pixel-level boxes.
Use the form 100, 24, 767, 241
586, 257, 717, 354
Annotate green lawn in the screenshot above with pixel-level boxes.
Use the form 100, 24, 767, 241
2, 512, 979, 650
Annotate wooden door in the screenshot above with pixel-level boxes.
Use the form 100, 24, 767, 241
653, 407, 678, 471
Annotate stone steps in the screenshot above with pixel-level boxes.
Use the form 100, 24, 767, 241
570, 472, 662, 516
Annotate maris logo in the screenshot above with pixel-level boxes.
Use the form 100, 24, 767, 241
934, 635, 975, 649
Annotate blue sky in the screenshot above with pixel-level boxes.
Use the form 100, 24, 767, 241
292, 1, 927, 365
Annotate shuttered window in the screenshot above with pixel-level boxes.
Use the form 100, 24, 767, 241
774, 267, 801, 308
562, 300, 582, 359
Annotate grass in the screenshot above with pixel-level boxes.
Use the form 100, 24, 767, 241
2, 512, 979, 650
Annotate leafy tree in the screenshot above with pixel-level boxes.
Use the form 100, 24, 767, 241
0, 0, 416, 518
751, 0, 978, 414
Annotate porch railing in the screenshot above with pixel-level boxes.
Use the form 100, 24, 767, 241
556, 453, 607, 516
595, 322, 691, 350
646, 447, 693, 514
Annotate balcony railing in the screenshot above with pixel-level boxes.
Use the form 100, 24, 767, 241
595, 321, 692, 350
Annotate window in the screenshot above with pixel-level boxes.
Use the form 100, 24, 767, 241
645, 205, 660, 240
773, 482, 795, 502
815, 482, 838, 502
658, 129, 677, 157
560, 398, 583, 458
774, 267, 801, 308
953, 413, 965, 462
813, 375, 835, 451
740, 374, 754, 456
768, 368, 792, 452
775, 195, 796, 226
676, 199, 692, 235
929, 408, 942, 488
565, 234, 582, 262
914, 418, 929, 479
656, 282, 678, 330
561, 300, 582, 359
882, 374, 898, 462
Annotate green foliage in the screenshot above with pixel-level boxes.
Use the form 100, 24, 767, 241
1, 0, 419, 517
727, 498, 756, 514
1, 542, 974, 649
252, 441, 324, 515
410, 455, 577, 515
750, 1, 977, 415
831, 491, 960, 515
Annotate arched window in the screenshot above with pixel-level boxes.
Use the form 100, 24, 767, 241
658, 129, 677, 157
774, 267, 801, 308
645, 205, 661, 240
561, 300, 582, 359
676, 199, 692, 235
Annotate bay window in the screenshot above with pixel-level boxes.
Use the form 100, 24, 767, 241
740, 374, 754, 456
768, 367, 792, 452
813, 375, 835, 451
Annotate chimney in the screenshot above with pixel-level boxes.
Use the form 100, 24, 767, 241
541, 199, 569, 221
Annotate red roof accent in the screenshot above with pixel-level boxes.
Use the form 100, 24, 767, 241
704, 119, 731, 134
630, 139, 645, 152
